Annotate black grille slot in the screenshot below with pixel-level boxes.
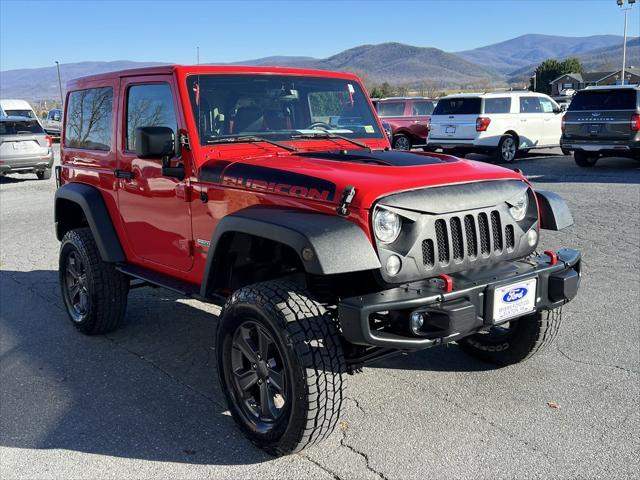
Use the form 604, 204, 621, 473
422, 239, 435, 268
478, 213, 490, 255
435, 219, 450, 264
464, 214, 477, 258
450, 217, 464, 261
490, 210, 503, 252
505, 224, 515, 250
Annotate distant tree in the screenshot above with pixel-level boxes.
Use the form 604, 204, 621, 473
531, 57, 584, 94
380, 82, 394, 97
395, 84, 410, 96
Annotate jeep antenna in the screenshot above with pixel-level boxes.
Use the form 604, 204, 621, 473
196, 46, 200, 65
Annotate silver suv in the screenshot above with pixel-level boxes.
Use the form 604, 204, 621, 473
0, 117, 54, 180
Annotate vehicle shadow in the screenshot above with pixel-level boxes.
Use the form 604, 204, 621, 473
0, 174, 36, 184
0, 269, 490, 465
0, 269, 271, 465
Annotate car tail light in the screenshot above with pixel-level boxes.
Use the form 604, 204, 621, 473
45, 135, 53, 147
631, 113, 640, 132
561, 114, 566, 133
476, 117, 491, 132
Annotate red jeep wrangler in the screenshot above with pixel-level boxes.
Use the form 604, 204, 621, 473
54, 65, 581, 455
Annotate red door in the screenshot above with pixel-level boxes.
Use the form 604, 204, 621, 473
115, 75, 194, 272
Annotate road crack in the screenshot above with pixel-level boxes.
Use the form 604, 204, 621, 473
556, 345, 639, 375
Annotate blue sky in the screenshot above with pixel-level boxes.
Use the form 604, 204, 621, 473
1, 0, 638, 71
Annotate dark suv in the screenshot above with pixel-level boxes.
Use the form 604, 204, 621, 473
561, 85, 640, 167
375, 97, 435, 150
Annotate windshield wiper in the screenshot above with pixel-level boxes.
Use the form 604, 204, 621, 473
206, 135, 299, 152
290, 132, 372, 152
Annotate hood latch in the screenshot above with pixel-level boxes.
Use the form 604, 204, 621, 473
336, 185, 356, 216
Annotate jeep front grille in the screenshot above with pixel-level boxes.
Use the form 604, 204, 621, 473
422, 209, 514, 270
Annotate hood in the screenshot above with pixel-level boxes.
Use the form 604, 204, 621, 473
199, 148, 524, 210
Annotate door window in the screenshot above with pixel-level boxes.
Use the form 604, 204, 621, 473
539, 98, 555, 113
65, 87, 113, 150
519, 97, 542, 114
126, 83, 177, 151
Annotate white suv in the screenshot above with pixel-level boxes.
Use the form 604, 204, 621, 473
427, 92, 564, 162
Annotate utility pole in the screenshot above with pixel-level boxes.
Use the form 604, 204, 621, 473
617, 0, 636, 85
55, 61, 63, 107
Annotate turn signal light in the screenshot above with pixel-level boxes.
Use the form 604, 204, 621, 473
45, 135, 53, 147
476, 117, 491, 132
631, 113, 640, 132
561, 114, 566, 133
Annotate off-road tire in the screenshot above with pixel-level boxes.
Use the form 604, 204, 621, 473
574, 151, 598, 167
494, 134, 518, 163
393, 134, 412, 151
458, 308, 562, 366
59, 227, 129, 334
217, 280, 346, 456
36, 168, 52, 180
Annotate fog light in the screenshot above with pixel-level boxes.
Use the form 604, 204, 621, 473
410, 312, 424, 334
385, 255, 401, 276
526, 228, 538, 247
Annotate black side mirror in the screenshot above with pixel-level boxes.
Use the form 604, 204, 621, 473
135, 126, 184, 179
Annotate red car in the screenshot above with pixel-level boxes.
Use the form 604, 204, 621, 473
54, 65, 581, 455
375, 96, 435, 150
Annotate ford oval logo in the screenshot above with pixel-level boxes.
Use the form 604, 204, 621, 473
503, 287, 528, 303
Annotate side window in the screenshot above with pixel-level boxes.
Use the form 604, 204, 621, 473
484, 97, 511, 114
519, 97, 542, 114
126, 83, 177, 151
65, 87, 113, 150
411, 101, 434, 116
539, 97, 555, 113
377, 102, 405, 117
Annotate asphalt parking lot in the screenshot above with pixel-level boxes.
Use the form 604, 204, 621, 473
1, 147, 638, 479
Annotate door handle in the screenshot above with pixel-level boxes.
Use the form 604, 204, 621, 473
114, 169, 134, 179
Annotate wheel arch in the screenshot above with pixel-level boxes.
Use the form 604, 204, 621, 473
54, 183, 125, 262
200, 207, 381, 297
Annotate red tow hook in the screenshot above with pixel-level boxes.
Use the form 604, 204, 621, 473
438, 274, 454, 293
544, 250, 558, 266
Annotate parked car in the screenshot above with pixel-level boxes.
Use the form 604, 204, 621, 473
54, 65, 580, 456
43, 108, 62, 136
375, 96, 435, 150
0, 116, 54, 179
560, 85, 640, 167
0, 99, 39, 120
428, 91, 564, 162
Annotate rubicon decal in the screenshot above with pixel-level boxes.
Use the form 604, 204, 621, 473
200, 162, 336, 201
503, 287, 528, 303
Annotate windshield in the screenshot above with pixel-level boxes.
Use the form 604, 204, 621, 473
186, 74, 382, 145
4, 109, 36, 119
568, 90, 638, 111
0, 119, 44, 135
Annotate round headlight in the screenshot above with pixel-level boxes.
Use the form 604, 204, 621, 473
373, 208, 401, 244
509, 192, 529, 221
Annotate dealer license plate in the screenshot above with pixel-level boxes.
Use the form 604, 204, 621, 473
445, 126, 456, 134
492, 278, 537, 323
13, 142, 28, 150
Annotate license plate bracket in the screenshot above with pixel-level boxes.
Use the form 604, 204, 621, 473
485, 277, 538, 324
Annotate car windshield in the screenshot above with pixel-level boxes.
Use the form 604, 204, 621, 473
0, 119, 44, 135
568, 90, 638, 111
186, 74, 383, 145
4, 109, 36, 119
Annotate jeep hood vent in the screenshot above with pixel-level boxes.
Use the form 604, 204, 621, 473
295, 149, 458, 167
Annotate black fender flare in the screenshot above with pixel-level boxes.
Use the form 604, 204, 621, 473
54, 183, 125, 262
536, 190, 574, 231
200, 207, 381, 297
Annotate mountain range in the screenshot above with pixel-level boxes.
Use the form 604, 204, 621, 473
1, 34, 635, 100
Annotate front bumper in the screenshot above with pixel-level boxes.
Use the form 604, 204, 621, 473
339, 249, 581, 350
